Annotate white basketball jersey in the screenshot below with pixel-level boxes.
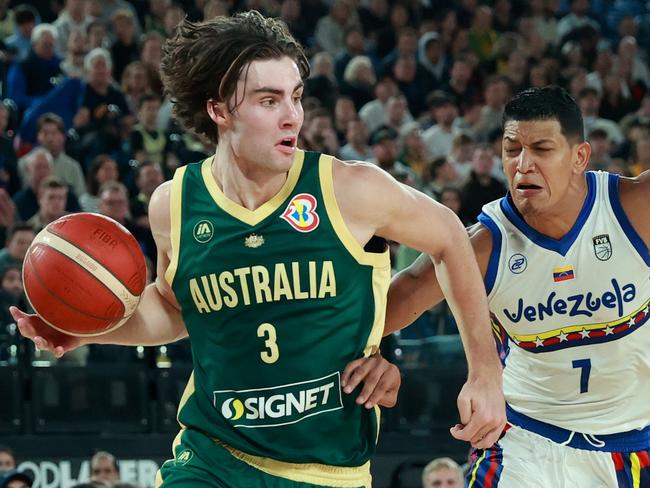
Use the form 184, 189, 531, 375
479, 171, 650, 435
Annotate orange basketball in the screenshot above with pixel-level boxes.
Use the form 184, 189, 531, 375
23, 213, 147, 336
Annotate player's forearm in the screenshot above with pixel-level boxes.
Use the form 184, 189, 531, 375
434, 221, 501, 376
385, 254, 444, 336
88, 283, 187, 347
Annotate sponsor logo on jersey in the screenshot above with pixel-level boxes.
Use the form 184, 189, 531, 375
214, 372, 343, 428
503, 278, 636, 323
175, 449, 193, 465
552, 265, 575, 282
193, 220, 214, 243
593, 234, 612, 261
508, 254, 527, 274
281, 193, 320, 232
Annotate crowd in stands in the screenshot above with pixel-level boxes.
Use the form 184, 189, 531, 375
0, 0, 647, 355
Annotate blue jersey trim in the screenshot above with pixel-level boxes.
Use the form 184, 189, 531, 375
477, 212, 502, 295
506, 404, 650, 452
607, 173, 650, 267
500, 172, 597, 256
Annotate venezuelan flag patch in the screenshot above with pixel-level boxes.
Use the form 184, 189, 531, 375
553, 265, 575, 282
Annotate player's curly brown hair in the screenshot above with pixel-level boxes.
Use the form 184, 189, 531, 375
160, 10, 309, 145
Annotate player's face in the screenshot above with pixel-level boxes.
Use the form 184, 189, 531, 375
502, 119, 589, 216
218, 56, 304, 173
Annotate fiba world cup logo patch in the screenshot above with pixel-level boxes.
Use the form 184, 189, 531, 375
281, 193, 320, 232
592, 234, 612, 261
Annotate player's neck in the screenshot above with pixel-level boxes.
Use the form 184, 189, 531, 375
211, 147, 289, 211
523, 176, 589, 240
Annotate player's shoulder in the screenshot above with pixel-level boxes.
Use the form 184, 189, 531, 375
148, 180, 173, 231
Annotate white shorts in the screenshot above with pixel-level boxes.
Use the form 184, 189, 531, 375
465, 424, 650, 488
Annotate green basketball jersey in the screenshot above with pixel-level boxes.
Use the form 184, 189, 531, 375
165, 150, 390, 467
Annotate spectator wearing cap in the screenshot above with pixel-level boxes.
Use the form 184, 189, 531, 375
6, 23, 62, 115
369, 125, 417, 187
422, 91, 459, 160
578, 87, 624, 147
4, 5, 37, 62
0, 469, 32, 488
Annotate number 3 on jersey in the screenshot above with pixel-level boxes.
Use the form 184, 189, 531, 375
257, 323, 280, 364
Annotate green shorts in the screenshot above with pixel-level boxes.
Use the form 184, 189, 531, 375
156, 428, 371, 488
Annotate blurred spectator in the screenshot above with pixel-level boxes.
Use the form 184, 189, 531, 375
138, 32, 163, 96
587, 127, 613, 170
97, 0, 142, 39
144, 0, 169, 36
89, 451, 120, 484
129, 94, 169, 166
398, 121, 429, 182
424, 157, 459, 199
557, 0, 599, 41
340, 55, 376, 111
417, 32, 448, 89
459, 144, 507, 224
13, 148, 79, 221
391, 54, 432, 117
578, 87, 624, 147
530, 0, 558, 46
628, 138, 650, 176
314, 0, 359, 57
441, 55, 480, 114
26, 175, 69, 232
54, 0, 92, 55
469, 5, 498, 64
619, 93, 650, 135
339, 118, 373, 161
6, 24, 62, 115
0, 264, 28, 326
380, 27, 418, 77
334, 26, 366, 85
278, 0, 310, 47
80, 154, 119, 212
4, 5, 37, 62
110, 9, 139, 83
0, 223, 34, 273
86, 20, 108, 50
0, 469, 32, 488
129, 160, 164, 229
60, 29, 87, 79
0, 446, 15, 474
422, 91, 459, 159
375, 2, 410, 59
303, 52, 339, 112
332, 96, 357, 144
163, 4, 185, 38
121, 61, 152, 114
359, 76, 413, 134
421, 457, 463, 488
383, 94, 411, 135
369, 125, 417, 186
301, 108, 339, 155
448, 132, 475, 181
18, 113, 86, 198
0, 2, 15, 42
474, 75, 511, 142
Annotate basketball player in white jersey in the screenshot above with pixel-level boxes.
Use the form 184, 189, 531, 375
386, 86, 650, 487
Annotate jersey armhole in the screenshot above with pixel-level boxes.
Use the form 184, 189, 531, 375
477, 212, 502, 295
164, 165, 187, 286
607, 173, 650, 266
318, 155, 389, 268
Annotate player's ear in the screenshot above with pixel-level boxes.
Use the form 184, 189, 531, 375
573, 141, 591, 174
207, 99, 229, 128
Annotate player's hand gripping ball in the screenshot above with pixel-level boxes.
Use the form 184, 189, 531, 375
23, 213, 147, 336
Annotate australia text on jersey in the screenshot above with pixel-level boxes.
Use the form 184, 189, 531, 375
503, 278, 636, 323
188, 260, 337, 313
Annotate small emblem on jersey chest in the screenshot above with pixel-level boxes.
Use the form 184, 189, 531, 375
281, 193, 320, 232
592, 234, 612, 261
244, 234, 265, 248
508, 253, 527, 274
193, 220, 214, 243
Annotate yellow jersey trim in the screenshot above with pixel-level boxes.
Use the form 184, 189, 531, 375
176, 370, 195, 423
218, 440, 372, 487
164, 165, 187, 286
200, 150, 305, 226
319, 155, 390, 268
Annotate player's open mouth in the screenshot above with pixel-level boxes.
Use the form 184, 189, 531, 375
516, 183, 542, 190
276, 137, 296, 155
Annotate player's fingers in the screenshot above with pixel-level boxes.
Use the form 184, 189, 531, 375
451, 414, 482, 442
33, 335, 53, 352
16, 320, 36, 339
355, 367, 384, 405
472, 426, 502, 449
341, 358, 365, 389
343, 358, 377, 393
9, 306, 29, 322
457, 392, 472, 426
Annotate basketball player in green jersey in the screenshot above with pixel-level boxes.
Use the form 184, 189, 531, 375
12, 11, 505, 487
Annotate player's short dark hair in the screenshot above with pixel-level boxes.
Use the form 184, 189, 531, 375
160, 10, 309, 145
502, 86, 584, 143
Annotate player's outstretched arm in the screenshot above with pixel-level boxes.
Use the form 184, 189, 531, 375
333, 160, 505, 448
13, 182, 188, 358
